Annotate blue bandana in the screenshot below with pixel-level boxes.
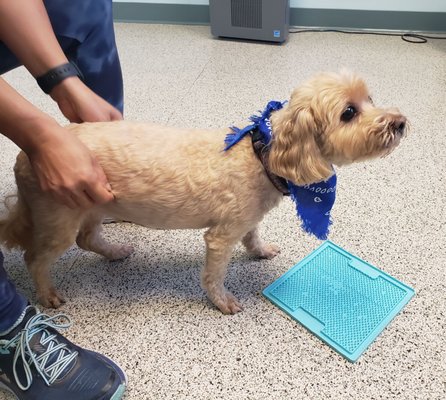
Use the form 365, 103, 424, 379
224, 101, 337, 240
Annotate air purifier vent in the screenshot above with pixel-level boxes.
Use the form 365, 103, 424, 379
231, 0, 262, 29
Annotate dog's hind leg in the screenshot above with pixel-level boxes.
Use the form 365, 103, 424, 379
76, 214, 134, 260
202, 226, 245, 315
24, 209, 81, 308
242, 227, 280, 259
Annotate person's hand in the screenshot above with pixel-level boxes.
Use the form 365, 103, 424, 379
50, 77, 122, 123
26, 120, 114, 209
0, 0, 120, 210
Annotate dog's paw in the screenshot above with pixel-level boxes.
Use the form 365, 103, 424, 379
253, 243, 281, 260
213, 292, 244, 315
106, 244, 134, 260
38, 288, 66, 309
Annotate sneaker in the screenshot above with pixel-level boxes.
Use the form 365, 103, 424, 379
0, 306, 127, 400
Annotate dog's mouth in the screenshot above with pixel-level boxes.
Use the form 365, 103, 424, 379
379, 116, 408, 156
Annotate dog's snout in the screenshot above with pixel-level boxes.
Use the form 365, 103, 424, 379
392, 116, 407, 136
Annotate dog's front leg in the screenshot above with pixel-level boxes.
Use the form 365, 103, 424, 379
242, 227, 280, 259
202, 227, 243, 314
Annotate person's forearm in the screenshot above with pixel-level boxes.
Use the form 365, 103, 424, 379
0, 77, 115, 208
0, 77, 60, 153
0, 0, 68, 77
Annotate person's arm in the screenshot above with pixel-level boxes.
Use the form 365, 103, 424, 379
0, 0, 67, 77
0, 0, 122, 122
0, 77, 114, 209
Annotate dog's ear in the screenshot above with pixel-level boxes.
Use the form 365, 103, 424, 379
269, 100, 332, 185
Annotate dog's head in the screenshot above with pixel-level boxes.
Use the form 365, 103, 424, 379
269, 71, 407, 185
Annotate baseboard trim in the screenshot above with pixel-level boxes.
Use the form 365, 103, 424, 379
291, 8, 446, 32
112, 2, 446, 32
113, 3, 209, 25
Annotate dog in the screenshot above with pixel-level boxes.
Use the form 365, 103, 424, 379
0, 71, 407, 314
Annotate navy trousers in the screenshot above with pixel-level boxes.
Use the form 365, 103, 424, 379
0, 253, 28, 332
0, 0, 123, 332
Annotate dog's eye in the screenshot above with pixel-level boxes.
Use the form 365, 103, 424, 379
341, 106, 357, 122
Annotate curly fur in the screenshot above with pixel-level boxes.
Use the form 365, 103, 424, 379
0, 71, 407, 313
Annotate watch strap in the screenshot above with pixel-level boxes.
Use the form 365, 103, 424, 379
36, 61, 84, 94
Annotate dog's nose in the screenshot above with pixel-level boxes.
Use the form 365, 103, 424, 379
393, 117, 407, 136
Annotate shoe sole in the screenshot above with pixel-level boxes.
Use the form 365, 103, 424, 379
110, 383, 127, 400
0, 375, 126, 400
0, 382, 19, 399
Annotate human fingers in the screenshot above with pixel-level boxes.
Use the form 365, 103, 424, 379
91, 102, 122, 122
55, 96, 82, 123
81, 157, 114, 205
83, 180, 114, 205
79, 104, 121, 123
44, 186, 78, 209
71, 191, 95, 209
110, 107, 123, 121
57, 193, 78, 209
52, 79, 121, 123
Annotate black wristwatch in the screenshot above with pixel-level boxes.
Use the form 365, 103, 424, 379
36, 61, 84, 94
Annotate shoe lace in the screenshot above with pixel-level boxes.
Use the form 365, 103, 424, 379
3, 312, 78, 390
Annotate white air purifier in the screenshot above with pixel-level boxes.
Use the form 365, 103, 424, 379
210, 0, 290, 43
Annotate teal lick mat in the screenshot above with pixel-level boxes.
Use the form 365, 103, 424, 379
263, 241, 414, 362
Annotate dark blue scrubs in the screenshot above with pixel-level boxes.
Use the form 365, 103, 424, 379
0, 0, 123, 112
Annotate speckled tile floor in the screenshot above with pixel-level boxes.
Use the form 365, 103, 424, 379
1, 23, 445, 399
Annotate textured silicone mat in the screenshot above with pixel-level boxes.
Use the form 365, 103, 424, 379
263, 241, 414, 362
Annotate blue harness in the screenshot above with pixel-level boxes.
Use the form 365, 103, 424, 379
224, 101, 337, 240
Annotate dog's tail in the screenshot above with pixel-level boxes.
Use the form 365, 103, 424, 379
0, 192, 33, 251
